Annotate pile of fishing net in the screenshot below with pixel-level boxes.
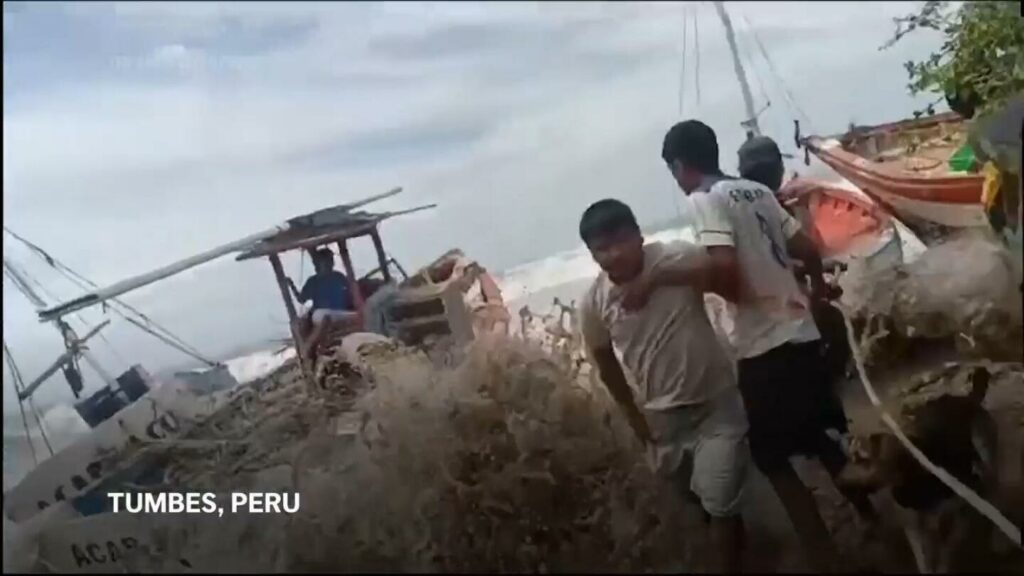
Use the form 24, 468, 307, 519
838, 233, 1023, 366
286, 335, 698, 572
106, 335, 700, 572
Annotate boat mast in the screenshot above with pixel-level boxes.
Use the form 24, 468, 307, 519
713, 1, 760, 139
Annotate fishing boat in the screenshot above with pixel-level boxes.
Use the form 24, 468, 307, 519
800, 112, 988, 229
777, 176, 906, 270
4, 189, 512, 572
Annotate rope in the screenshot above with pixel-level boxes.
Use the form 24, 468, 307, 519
4, 341, 40, 466
834, 302, 1022, 548
738, 11, 815, 131
737, 14, 769, 110
28, 396, 54, 456
693, 5, 701, 107
5, 255, 128, 366
122, 316, 216, 367
3, 227, 214, 367
678, 5, 689, 116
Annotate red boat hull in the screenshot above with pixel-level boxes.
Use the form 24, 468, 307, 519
778, 177, 901, 265
805, 113, 987, 229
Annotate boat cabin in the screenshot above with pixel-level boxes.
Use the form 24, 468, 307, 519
235, 203, 427, 368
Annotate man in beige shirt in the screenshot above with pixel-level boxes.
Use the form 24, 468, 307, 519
577, 199, 748, 573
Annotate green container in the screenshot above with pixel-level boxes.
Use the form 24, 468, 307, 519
948, 143, 977, 172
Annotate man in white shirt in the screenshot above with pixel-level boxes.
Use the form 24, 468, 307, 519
577, 199, 748, 573
645, 120, 876, 572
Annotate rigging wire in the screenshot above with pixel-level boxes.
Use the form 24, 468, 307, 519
4, 340, 55, 455
693, 4, 701, 107
5, 255, 128, 367
738, 10, 815, 131
736, 14, 770, 111
27, 396, 54, 456
3, 227, 216, 367
4, 341, 40, 466
678, 5, 689, 116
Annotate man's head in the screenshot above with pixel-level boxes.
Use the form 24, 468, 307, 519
661, 120, 721, 194
579, 199, 644, 284
738, 135, 785, 192
313, 249, 335, 274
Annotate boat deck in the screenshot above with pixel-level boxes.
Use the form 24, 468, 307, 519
843, 118, 970, 178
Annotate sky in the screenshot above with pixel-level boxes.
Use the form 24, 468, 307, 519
3, 1, 945, 411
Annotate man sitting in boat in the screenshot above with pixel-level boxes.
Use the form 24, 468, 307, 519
287, 249, 358, 359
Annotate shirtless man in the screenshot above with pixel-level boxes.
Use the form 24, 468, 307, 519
642, 120, 876, 572
577, 199, 748, 573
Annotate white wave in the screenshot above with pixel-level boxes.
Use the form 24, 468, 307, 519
497, 226, 696, 304
222, 346, 296, 384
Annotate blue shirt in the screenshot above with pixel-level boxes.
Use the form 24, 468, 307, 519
299, 271, 353, 311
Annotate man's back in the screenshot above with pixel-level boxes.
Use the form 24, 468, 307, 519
580, 241, 734, 411
690, 177, 820, 359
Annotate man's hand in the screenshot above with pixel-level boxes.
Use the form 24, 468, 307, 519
620, 274, 657, 312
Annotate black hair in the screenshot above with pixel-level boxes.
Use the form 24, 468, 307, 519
579, 199, 640, 246
661, 120, 721, 174
314, 249, 334, 264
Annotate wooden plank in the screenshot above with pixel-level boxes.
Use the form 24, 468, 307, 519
269, 255, 314, 390
369, 228, 392, 282
336, 241, 365, 322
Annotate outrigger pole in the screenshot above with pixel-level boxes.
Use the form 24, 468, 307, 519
37, 188, 403, 323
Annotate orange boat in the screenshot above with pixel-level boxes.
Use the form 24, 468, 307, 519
777, 176, 905, 268
802, 112, 987, 229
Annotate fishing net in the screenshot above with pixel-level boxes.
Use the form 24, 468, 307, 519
24, 334, 703, 573
839, 232, 1023, 366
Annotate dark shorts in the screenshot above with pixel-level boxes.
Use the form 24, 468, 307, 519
737, 340, 850, 474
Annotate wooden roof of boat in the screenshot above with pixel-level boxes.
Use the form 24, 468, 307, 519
235, 189, 435, 261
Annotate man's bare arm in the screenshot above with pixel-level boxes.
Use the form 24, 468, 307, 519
648, 246, 743, 303
589, 346, 651, 444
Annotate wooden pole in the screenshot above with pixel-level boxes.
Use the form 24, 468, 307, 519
369, 229, 392, 282
336, 241, 365, 320
269, 254, 315, 390
713, 1, 761, 138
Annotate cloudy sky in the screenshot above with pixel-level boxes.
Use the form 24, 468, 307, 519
3, 1, 943, 410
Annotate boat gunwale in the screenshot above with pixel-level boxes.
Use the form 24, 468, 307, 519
805, 136, 984, 205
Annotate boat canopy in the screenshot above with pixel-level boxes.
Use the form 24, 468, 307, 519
235, 204, 432, 262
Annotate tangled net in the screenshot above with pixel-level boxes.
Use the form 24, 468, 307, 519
288, 335, 697, 573
80, 335, 700, 573
839, 233, 1023, 366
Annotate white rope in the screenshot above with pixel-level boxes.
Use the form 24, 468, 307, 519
834, 302, 1022, 549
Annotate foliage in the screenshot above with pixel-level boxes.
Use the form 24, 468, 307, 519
882, 1, 1024, 117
